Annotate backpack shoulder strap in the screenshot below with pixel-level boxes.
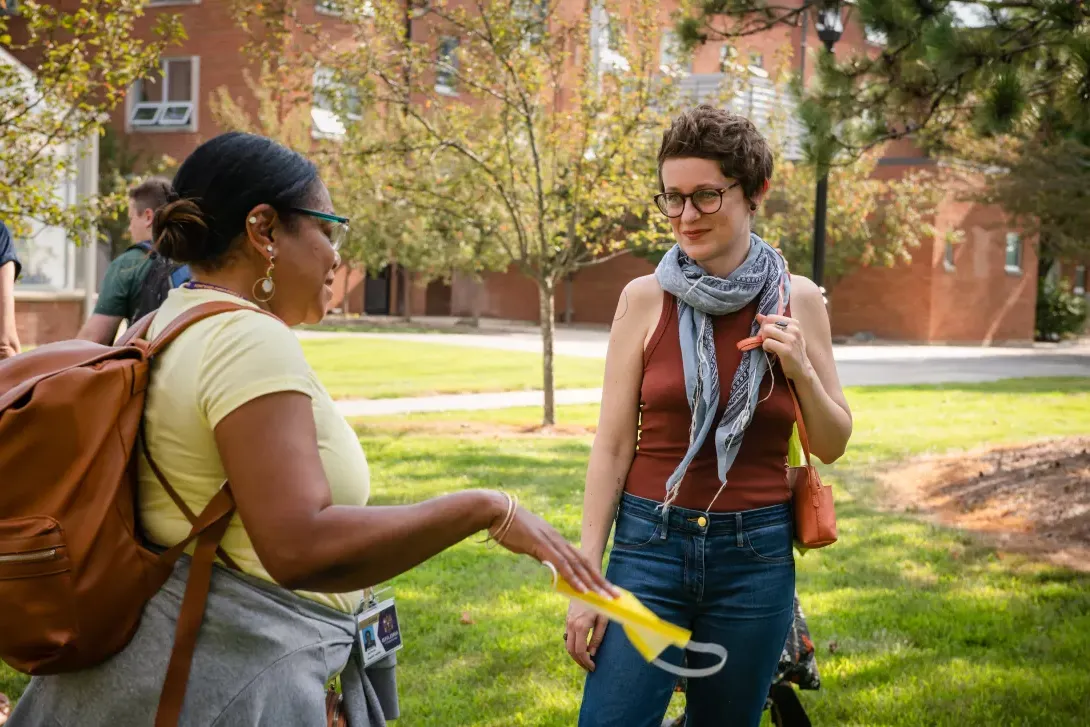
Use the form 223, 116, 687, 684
146, 300, 280, 357
133, 300, 279, 568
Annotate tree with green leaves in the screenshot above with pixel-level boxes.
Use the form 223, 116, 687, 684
760, 149, 951, 290
332, 0, 708, 425
95, 127, 176, 257
677, 0, 1090, 261
0, 0, 183, 238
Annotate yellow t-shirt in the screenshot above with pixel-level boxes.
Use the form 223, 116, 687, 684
138, 286, 369, 613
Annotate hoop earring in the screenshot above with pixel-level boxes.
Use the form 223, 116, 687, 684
253, 259, 276, 302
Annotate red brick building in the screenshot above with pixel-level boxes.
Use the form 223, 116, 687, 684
7, 0, 1046, 344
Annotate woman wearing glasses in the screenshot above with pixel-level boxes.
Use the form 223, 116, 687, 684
10, 132, 612, 727
567, 106, 852, 727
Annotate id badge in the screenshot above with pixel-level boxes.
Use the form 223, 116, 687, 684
357, 597, 403, 667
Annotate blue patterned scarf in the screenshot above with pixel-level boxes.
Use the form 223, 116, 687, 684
653, 232, 790, 506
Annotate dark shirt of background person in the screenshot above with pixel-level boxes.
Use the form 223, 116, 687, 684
77, 177, 173, 345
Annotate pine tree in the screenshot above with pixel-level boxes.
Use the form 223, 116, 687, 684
677, 1, 1090, 258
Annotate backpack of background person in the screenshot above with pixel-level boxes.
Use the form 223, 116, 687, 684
0, 301, 254, 726
131, 241, 192, 322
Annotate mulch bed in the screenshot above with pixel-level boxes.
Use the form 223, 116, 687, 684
878, 437, 1090, 571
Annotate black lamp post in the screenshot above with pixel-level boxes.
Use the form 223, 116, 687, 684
810, 1, 844, 293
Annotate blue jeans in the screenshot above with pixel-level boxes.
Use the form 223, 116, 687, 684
579, 493, 795, 727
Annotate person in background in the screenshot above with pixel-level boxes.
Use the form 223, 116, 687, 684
0, 220, 21, 360
77, 177, 175, 344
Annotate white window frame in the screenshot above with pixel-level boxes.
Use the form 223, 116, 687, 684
1004, 231, 1023, 274
127, 56, 199, 133
1075, 265, 1087, 296
436, 37, 459, 96
311, 66, 362, 139
659, 30, 691, 74
315, 0, 372, 17
719, 44, 735, 72
314, 0, 344, 15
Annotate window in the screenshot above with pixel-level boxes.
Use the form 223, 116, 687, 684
1075, 265, 1087, 296
128, 57, 197, 130
311, 66, 361, 138
589, 2, 627, 76
315, 0, 372, 16
436, 37, 459, 95
748, 52, 763, 68
147, 0, 200, 5
718, 44, 735, 72
659, 31, 690, 73
1004, 232, 1022, 272
944, 239, 955, 270
0, 0, 20, 16
510, 0, 545, 44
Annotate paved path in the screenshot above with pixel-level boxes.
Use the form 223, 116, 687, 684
337, 388, 603, 417
303, 328, 1090, 406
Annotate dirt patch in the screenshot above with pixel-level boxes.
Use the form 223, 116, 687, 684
354, 419, 597, 438
878, 437, 1090, 572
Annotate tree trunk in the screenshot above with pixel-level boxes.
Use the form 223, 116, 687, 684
538, 277, 556, 427
401, 268, 413, 322
470, 278, 482, 328
341, 263, 352, 317
564, 273, 574, 324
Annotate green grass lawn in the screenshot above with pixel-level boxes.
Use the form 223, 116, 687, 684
300, 337, 605, 399
4, 378, 1089, 725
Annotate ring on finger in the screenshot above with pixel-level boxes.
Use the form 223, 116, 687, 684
774, 321, 789, 329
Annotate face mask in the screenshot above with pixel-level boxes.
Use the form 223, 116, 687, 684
548, 565, 728, 678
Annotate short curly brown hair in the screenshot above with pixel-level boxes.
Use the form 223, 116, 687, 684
657, 105, 773, 205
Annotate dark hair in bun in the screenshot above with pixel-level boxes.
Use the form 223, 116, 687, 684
151, 131, 319, 267
153, 198, 207, 262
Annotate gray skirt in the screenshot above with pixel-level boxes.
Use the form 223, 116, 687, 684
10, 555, 388, 727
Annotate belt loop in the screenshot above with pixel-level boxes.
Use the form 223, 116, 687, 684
659, 504, 670, 541
735, 512, 743, 547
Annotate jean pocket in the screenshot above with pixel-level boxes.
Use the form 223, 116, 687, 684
743, 521, 794, 564
611, 512, 661, 551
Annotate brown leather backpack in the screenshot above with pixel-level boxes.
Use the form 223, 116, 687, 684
0, 301, 252, 726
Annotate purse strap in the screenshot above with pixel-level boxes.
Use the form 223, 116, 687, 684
785, 380, 812, 468
735, 269, 814, 468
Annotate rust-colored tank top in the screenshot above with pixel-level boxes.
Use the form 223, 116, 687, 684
624, 291, 795, 512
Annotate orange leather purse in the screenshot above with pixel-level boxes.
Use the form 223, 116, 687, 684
784, 381, 837, 548
736, 274, 837, 549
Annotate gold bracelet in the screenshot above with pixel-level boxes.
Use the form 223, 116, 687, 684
487, 493, 518, 548
480, 490, 514, 545
490, 493, 520, 547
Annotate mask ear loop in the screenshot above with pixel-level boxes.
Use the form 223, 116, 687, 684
652, 640, 729, 678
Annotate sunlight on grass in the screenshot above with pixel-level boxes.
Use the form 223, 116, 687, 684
301, 338, 605, 399
345, 378, 1090, 726
5, 378, 1089, 724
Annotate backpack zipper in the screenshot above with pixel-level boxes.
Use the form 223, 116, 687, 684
0, 548, 58, 564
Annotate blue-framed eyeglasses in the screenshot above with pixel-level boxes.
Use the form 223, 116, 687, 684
291, 207, 350, 251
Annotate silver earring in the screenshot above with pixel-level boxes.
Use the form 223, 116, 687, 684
249, 216, 258, 224
266, 245, 273, 253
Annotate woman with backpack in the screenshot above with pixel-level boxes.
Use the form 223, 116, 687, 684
564, 105, 853, 727
8, 131, 613, 726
